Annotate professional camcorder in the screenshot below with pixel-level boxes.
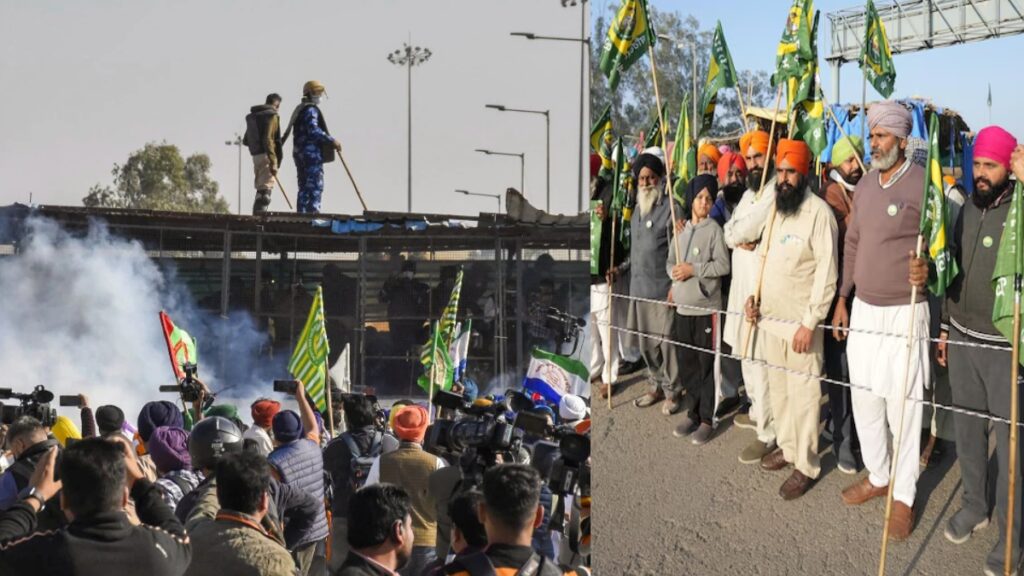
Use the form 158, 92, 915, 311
0, 385, 58, 426
516, 409, 591, 498
159, 363, 215, 409
544, 306, 585, 346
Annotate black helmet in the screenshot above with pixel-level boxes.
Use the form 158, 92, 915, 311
188, 416, 243, 470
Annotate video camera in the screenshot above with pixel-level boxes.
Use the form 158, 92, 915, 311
544, 306, 585, 346
516, 408, 591, 498
159, 363, 215, 409
0, 385, 58, 427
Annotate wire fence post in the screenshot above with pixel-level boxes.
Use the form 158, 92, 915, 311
713, 310, 723, 427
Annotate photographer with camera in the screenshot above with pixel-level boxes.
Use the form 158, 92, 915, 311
443, 464, 588, 576
325, 393, 386, 572
366, 404, 447, 576
0, 416, 65, 530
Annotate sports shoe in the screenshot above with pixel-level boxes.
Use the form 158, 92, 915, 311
944, 508, 989, 544
739, 440, 776, 464
690, 423, 713, 445
733, 413, 757, 430
836, 459, 859, 475
672, 414, 698, 438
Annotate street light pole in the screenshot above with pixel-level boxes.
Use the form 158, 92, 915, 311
484, 105, 551, 212
388, 41, 432, 213
475, 149, 525, 196
225, 134, 243, 215
454, 189, 502, 214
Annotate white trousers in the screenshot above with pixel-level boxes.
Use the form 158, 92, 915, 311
742, 328, 776, 444
589, 278, 633, 382
848, 297, 929, 506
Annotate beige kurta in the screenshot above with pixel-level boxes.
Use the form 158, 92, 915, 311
722, 180, 776, 349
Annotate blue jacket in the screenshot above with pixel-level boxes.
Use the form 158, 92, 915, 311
268, 438, 329, 547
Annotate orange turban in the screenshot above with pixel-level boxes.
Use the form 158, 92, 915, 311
739, 130, 770, 156
393, 405, 429, 443
717, 152, 747, 184
698, 143, 722, 165
775, 139, 811, 176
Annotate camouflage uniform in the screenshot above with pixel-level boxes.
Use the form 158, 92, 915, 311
292, 105, 336, 213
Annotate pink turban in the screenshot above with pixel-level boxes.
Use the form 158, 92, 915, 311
867, 101, 912, 139
974, 126, 1018, 171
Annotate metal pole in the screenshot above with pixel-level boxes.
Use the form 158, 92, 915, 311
830, 60, 841, 104
520, 154, 525, 196
237, 138, 242, 215
408, 57, 413, 213
545, 111, 551, 213
692, 41, 698, 141
578, 0, 586, 214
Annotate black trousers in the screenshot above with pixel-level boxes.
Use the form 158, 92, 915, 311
674, 313, 715, 424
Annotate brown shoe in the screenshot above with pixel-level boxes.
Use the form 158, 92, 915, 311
633, 389, 665, 408
597, 381, 613, 399
760, 449, 790, 471
842, 477, 889, 506
780, 470, 814, 500
887, 501, 915, 541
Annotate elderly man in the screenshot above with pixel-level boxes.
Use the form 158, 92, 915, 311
822, 135, 865, 475
698, 143, 722, 175
723, 129, 779, 465
611, 149, 679, 409
832, 101, 928, 541
747, 139, 837, 500
938, 127, 1022, 575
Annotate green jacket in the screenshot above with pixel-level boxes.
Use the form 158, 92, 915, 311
184, 511, 297, 576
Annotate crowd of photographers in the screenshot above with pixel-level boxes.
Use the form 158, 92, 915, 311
0, 379, 591, 576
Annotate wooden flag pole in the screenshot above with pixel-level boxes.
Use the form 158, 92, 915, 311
338, 152, 369, 212
739, 85, 784, 360
325, 369, 336, 439
819, 92, 869, 175
877, 234, 925, 576
647, 44, 682, 267
735, 85, 751, 133
606, 214, 618, 411
1006, 274, 1022, 576
272, 174, 294, 210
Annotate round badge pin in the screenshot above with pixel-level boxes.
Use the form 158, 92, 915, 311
887, 204, 898, 217
983, 236, 994, 248
692, 247, 700, 256
646, 220, 652, 228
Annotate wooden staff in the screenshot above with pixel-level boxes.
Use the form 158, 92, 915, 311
271, 174, 294, 210
338, 153, 369, 212
647, 44, 682, 266
877, 235, 925, 576
819, 92, 869, 175
739, 85, 784, 360
605, 213, 618, 411
1006, 272, 1022, 576
735, 84, 751, 133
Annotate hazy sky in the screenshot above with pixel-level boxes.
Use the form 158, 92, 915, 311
1, 0, 589, 216
591, 0, 1024, 142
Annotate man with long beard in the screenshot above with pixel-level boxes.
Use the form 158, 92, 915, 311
821, 136, 864, 475
746, 139, 837, 500
723, 129, 779, 465
936, 126, 1021, 576
610, 150, 678, 409
832, 101, 928, 541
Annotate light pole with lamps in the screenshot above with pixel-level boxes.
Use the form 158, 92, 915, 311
454, 189, 501, 214
657, 33, 699, 142
475, 149, 525, 195
485, 104, 550, 213
387, 41, 432, 213
225, 134, 243, 215
511, 2, 588, 214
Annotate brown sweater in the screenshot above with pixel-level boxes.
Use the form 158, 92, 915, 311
840, 160, 926, 306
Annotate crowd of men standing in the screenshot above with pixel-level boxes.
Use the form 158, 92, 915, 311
589, 99, 1024, 575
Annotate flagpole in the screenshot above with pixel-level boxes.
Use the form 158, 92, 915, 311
272, 174, 294, 210
428, 321, 438, 423
861, 76, 868, 145
819, 91, 869, 175
1006, 274, 1021, 576
877, 234, 925, 576
606, 214, 618, 411
735, 86, 751, 133
325, 367, 336, 439
337, 152, 369, 212
647, 44, 683, 266
740, 85, 784, 360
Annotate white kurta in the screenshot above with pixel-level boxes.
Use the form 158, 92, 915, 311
722, 180, 776, 349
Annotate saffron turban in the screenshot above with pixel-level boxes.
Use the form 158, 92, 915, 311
717, 151, 747, 184
974, 126, 1018, 171
698, 143, 722, 165
739, 130, 770, 156
867, 101, 912, 139
776, 139, 812, 176
831, 136, 863, 165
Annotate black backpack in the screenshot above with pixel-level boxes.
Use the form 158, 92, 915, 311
338, 430, 382, 492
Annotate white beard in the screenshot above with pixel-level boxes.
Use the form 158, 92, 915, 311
637, 186, 659, 217
871, 144, 900, 172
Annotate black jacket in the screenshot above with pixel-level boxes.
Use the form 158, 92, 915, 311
334, 551, 395, 576
323, 426, 381, 516
0, 479, 191, 576
3, 439, 65, 531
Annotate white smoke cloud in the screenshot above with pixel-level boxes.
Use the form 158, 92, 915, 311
0, 217, 288, 427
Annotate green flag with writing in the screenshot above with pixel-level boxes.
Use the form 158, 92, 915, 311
590, 105, 614, 180
919, 113, 958, 296
860, 0, 896, 98
771, 0, 815, 89
599, 0, 656, 91
992, 180, 1024, 360
787, 10, 826, 157
671, 94, 696, 205
698, 21, 739, 136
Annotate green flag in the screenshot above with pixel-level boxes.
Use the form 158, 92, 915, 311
159, 311, 198, 381
771, 0, 815, 89
643, 112, 664, 149
590, 199, 603, 275
919, 113, 958, 296
698, 21, 739, 136
288, 286, 330, 411
671, 94, 696, 204
420, 268, 464, 368
599, 0, 656, 91
787, 11, 826, 157
860, 0, 896, 98
611, 137, 632, 250
590, 105, 615, 180
417, 321, 454, 394
992, 180, 1024, 360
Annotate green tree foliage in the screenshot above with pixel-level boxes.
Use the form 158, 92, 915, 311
591, 6, 775, 143
83, 142, 230, 213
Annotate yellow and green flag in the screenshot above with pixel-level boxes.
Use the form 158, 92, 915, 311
599, 0, 656, 91
420, 268, 463, 367
288, 286, 330, 411
643, 111, 664, 149
671, 94, 696, 204
920, 113, 958, 297
590, 105, 615, 180
418, 321, 454, 394
993, 180, 1024, 360
787, 10, 826, 158
698, 21, 738, 137
611, 137, 633, 250
771, 0, 815, 89
860, 0, 896, 98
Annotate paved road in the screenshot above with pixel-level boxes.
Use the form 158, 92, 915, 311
593, 373, 1004, 576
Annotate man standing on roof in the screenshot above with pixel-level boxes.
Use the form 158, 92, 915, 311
283, 80, 343, 214
243, 93, 283, 214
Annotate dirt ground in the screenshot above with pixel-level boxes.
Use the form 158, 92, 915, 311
592, 373, 1005, 576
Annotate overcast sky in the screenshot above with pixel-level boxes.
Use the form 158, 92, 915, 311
1, 0, 589, 216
